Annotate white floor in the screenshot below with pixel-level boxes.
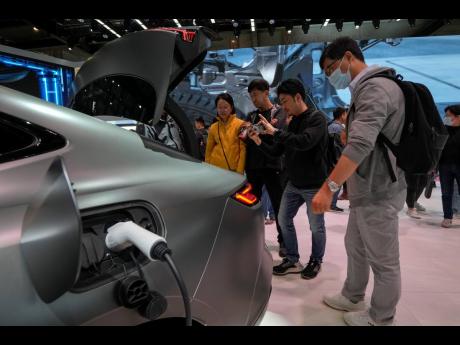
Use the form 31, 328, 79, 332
259, 186, 460, 326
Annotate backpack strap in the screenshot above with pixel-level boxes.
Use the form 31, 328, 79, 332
354, 73, 401, 183
377, 135, 398, 183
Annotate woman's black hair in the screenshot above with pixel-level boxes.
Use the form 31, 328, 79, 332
215, 93, 236, 114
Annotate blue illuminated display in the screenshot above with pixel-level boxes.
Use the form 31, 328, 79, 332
0, 54, 73, 106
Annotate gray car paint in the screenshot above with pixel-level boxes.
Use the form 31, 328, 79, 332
0, 85, 272, 325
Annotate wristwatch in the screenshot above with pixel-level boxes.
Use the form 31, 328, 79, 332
326, 178, 341, 193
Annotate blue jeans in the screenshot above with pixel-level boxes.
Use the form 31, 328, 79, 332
278, 181, 326, 263
439, 163, 460, 219
261, 185, 275, 219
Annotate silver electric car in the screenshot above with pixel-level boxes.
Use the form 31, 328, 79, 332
0, 27, 272, 326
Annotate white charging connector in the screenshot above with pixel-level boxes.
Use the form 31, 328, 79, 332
105, 221, 167, 261
105, 220, 192, 326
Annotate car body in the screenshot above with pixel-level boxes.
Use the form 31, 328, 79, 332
0, 27, 272, 326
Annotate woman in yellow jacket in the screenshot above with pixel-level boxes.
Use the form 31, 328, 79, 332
205, 93, 246, 174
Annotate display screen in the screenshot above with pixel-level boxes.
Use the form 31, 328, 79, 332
0, 53, 74, 106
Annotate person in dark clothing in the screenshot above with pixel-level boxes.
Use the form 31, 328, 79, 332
405, 172, 428, 219
245, 79, 288, 257
439, 104, 460, 228
194, 116, 208, 161
248, 79, 328, 280
328, 107, 347, 212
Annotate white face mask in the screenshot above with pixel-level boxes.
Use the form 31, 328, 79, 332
327, 57, 352, 90
444, 116, 453, 126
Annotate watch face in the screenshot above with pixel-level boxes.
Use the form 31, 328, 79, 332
328, 181, 339, 192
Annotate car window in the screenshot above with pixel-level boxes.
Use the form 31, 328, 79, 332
0, 113, 66, 163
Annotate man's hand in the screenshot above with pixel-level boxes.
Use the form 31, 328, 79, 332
312, 184, 333, 214
258, 114, 277, 135
248, 127, 262, 145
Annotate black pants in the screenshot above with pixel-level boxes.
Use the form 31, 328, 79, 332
405, 173, 428, 209
246, 168, 285, 246
439, 163, 460, 219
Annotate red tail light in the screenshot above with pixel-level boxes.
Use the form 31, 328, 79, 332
152, 27, 197, 42
232, 183, 258, 206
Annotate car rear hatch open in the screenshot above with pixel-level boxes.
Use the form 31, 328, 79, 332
70, 27, 218, 126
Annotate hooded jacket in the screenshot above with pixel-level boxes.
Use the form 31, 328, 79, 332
343, 66, 406, 206
205, 114, 246, 174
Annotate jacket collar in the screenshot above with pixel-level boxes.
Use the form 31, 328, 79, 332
217, 114, 236, 125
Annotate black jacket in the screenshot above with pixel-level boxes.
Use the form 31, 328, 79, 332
258, 109, 328, 189
245, 105, 287, 171
440, 126, 460, 165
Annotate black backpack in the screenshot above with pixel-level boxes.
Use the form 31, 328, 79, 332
325, 132, 344, 174
359, 73, 449, 181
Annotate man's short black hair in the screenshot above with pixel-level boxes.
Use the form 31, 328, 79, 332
445, 104, 460, 116
333, 107, 347, 120
195, 116, 205, 124
276, 79, 306, 101
319, 37, 365, 70
248, 79, 270, 93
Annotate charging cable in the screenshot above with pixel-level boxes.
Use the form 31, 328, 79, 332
106, 221, 192, 326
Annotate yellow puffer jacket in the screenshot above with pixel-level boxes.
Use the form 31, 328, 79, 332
205, 114, 246, 174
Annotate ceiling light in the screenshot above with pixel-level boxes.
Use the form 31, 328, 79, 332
250, 19, 255, 32
323, 19, 330, 27
95, 19, 121, 38
396, 19, 401, 21
287, 30, 292, 34
173, 19, 182, 28
210, 19, 215, 24
33, 27, 39, 32
354, 20, 363, 29
193, 19, 197, 25
134, 19, 147, 30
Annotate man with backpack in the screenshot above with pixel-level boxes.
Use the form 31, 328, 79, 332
313, 37, 448, 326
313, 37, 408, 326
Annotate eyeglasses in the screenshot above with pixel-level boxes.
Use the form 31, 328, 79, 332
324, 59, 340, 77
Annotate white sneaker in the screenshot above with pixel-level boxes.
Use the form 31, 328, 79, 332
407, 208, 421, 219
323, 293, 366, 312
441, 219, 452, 228
415, 202, 426, 212
344, 310, 394, 326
